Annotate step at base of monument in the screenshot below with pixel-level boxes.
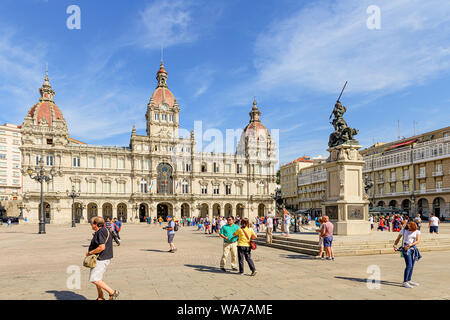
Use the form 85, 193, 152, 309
255, 236, 450, 257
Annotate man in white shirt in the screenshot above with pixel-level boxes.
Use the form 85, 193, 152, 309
265, 214, 274, 244
429, 213, 440, 234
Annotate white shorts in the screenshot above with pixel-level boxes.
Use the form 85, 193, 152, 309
89, 259, 110, 282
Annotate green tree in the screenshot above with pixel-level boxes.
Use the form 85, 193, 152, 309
276, 169, 280, 185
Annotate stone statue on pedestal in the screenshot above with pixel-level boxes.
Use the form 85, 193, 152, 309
328, 100, 359, 148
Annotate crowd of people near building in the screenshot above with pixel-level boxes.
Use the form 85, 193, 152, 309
370, 213, 440, 234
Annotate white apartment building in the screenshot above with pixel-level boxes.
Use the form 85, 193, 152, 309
0, 123, 22, 201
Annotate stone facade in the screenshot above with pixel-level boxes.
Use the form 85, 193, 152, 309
20, 63, 277, 224
361, 126, 450, 219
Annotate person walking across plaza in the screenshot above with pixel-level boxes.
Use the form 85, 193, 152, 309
233, 218, 257, 276
369, 215, 374, 231
393, 221, 422, 288
265, 213, 274, 244
320, 216, 334, 260
163, 216, 177, 253
282, 208, 291, 237
105, 217, 120, 246
87, 216, 119, 300
113, 218, 122, 240
219, 216, 239, 272
7, 218, 11, 228
429, 213, 440, 234
414, 214, 422, 231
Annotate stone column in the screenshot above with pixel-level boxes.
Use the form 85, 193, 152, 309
321, 144, 371, 235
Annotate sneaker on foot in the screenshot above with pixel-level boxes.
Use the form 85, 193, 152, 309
408, 281, 419, 286
402, 282, 413, 288
326, 257, 332, 260
251, 271, 258, 276
232, 268, 238, 271
220, 267, 226, 272
239, 272, 245, 275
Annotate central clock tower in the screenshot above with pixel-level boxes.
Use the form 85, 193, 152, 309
145, 61, 180, 139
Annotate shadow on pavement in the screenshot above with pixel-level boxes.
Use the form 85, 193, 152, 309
280, 254, 315, 260
335, 276, 403, 287
185, 264, 227, 274
141, 249, 168, 253
46, 290, 88, 300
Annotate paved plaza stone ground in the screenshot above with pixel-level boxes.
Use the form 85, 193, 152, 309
1, 222, 450, 300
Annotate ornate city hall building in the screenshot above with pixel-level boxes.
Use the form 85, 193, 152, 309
20, 62, 277, 224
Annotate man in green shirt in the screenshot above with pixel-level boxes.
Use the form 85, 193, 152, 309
219, 216, 240, 272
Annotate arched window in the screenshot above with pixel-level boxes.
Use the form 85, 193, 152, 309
140, 179, 148, 193
157, 163, 173, 194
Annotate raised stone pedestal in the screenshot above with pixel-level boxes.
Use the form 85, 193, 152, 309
321, 144, 371, 235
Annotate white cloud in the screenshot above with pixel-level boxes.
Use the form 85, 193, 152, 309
253, 0, 450, 95
138, 0, 197, 50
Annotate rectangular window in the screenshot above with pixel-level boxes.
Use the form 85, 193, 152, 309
103, 182, 111, 193
88, 157, 96, 168
154, 113, 160, 120
225, 164, 231, 173
226, 185, 231, 195
46, 156, 54, 166
118, 158, 125, 169
0, 146, 6, 151
236, 185, 242, 196
13, 179, 20, 185
201, 185, 207, 194
88, 182, 96, 193
137, 159, 142, 170
214, 163, 219, 173
0, 162, 6, 168
144, 160, 150, 170
13, 155, 19, 161
436, 164, 442, 173
0, 170, 6, 176
103, 157, 111, 168
255, 165, 260, 174
186, 163, 191, 172
420, 183, 426, 192
74, 181, 81, 192
436, 181, 443, 191
169, 115, 174, 122
161, 114, 167, 121
0, 179, 7, 185
237, 164, 242, 174
73, 157, 80, 167
13, 139, 20, 145
118, 182, 126, 193
213, 186, 219, 194
13, 171, 20, 177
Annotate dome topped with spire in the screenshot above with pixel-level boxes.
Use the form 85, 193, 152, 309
242, 98, 270, 138
149, 61, 176, 108
26, 74, 66, 127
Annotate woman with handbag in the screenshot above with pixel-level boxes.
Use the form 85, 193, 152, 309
86, 216, 120, 300
393, 221, 422, 288
233, 218, 257, 276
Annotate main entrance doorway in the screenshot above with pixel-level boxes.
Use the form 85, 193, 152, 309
139, 203, 148, 222
157, 203, 169, 220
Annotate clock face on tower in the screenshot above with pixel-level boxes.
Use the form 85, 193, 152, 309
160, 104, 167, 111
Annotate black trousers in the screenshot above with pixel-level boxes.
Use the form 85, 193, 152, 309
111, 231, 120, 244
237, 246, 256, 273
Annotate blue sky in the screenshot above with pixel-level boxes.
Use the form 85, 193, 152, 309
1, 0, 450, 166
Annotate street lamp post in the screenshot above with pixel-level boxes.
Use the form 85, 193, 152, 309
67, 186, 81, 228
27, 159, 55, 234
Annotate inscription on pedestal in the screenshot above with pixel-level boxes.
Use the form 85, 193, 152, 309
348, 205, 364, 220
325, 205, 338, 220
